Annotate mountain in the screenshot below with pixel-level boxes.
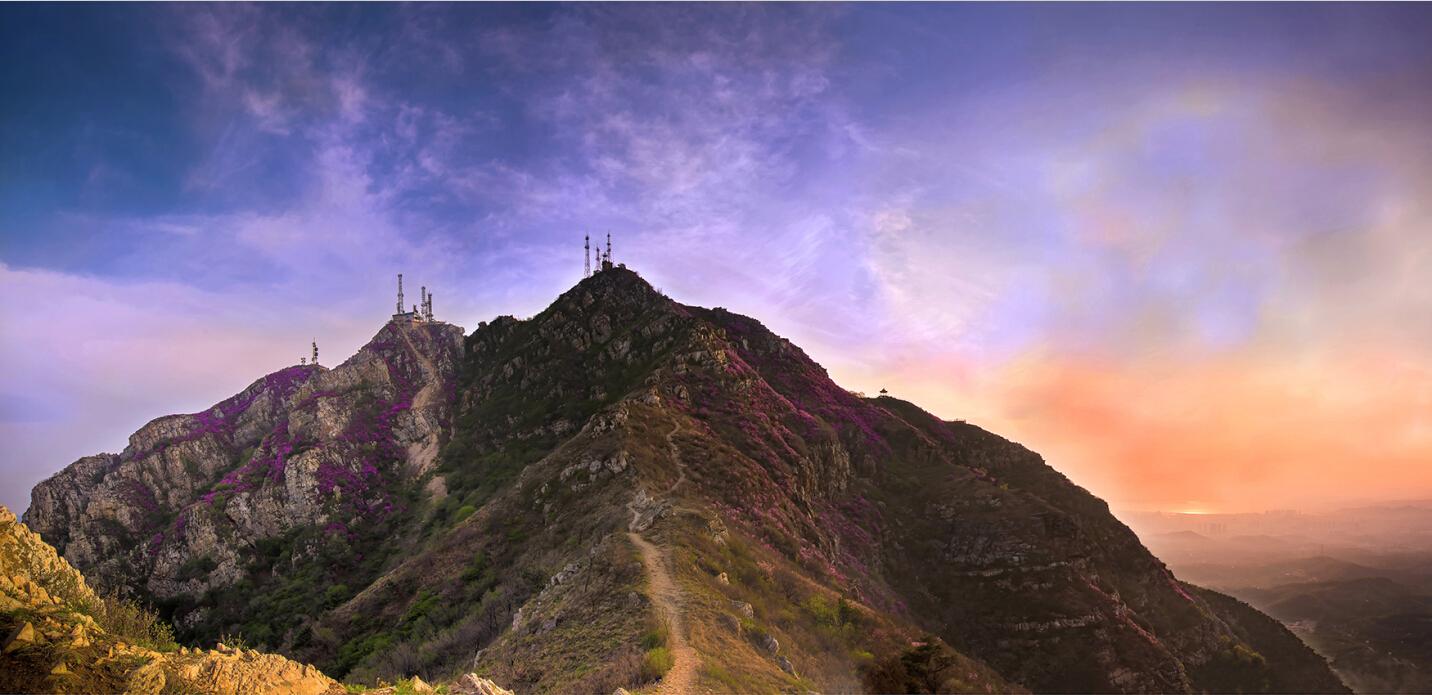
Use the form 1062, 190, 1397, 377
22, 267, 1348, 693
1255, 578, 1432, 694
1127, 505, 1432, 693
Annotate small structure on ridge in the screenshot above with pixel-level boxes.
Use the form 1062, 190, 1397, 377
392, 273, 439, 323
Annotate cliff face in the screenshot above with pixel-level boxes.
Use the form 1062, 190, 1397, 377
24, 319, 463, 634
21, 268, 1348, 693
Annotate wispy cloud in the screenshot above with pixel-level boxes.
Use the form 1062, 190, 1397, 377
3, 4, 1431, 514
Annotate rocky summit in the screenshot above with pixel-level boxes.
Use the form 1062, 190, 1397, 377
19, 267, 1349, 693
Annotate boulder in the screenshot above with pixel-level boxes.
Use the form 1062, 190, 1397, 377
450, 673, 516, 695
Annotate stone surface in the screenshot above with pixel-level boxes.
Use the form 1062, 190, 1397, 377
0, 505, 344, 695
449, 673, 515, 695
23, 320, 464, 628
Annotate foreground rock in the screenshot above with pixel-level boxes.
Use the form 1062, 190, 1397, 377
0, 505, 343, 694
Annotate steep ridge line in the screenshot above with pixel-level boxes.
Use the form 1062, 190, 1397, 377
627, 417, 698, 695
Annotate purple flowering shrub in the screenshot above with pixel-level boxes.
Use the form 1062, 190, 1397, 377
129, 364, 321, 463
311, 331, 428, 524
140, 365, 329, 557
657, 306, 944, 598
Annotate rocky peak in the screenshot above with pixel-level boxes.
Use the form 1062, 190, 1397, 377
344, 319, 464, 370
562, 266, 669, 313
23, 317, 466, 609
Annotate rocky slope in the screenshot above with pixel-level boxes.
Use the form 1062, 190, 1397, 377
25, 319, 463, 644
0, 504, 342, 694
23, 267, 1349, 693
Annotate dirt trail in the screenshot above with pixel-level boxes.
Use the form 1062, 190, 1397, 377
629, 530, 699, 695
394, 323, 442, 409
661, 420, 687, 496
628, 418, 699, 695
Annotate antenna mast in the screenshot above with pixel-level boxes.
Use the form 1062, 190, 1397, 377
584, 234, 591, 278
606, 232, 612, 265
396, 274, 405, 315
312, 340, 318, 365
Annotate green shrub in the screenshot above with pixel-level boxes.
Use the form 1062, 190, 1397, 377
639, 624, 667, 650
325, 583, 351, 608
460, 552, 490, 583
701, 663, 744, 691
453, 504, 477, 523
740, 617, 769, 645
87, 593, 178, 652
861, 637, 961, 694
640, 647, 674, 682
803, 594, 839, 626
176, 555, 218, 581
218, 632, 250, 651
337, 631, 395, 675
399, 590, 439, 635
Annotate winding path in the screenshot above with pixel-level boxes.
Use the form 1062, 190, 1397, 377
394, 323, 442, 410
628, 419, 699, 695
628, 531, 699, 695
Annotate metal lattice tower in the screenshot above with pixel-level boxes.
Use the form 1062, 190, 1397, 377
584, 234, 591, 278
312, 340, 318, 365
606, 232, 612, 265
396, 274, 405, 315
426, 292, 434, 320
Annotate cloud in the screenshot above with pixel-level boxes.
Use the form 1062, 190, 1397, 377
841, 72, 1432, 511
5, 4, 1431, 517
0, 263, 359, 511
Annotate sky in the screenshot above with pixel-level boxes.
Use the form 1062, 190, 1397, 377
3, 3, 1431, 516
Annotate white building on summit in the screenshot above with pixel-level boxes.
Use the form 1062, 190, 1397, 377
392, 273, 437, 322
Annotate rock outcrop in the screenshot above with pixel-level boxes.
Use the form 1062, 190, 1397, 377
0, 505, 342, 694
25, 320, 463, 637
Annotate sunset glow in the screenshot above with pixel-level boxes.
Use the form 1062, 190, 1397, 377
3, 4, 1431, 515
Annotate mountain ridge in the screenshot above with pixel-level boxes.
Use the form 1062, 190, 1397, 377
21, 266, 1348, 693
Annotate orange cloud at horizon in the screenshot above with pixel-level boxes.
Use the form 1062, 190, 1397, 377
840, 347, 1432, 514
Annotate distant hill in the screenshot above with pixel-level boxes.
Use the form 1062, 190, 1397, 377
1243, 578, 1432, 693
1127, 505, 1432, 693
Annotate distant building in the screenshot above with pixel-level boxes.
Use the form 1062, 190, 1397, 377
392, 274, 437, 322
